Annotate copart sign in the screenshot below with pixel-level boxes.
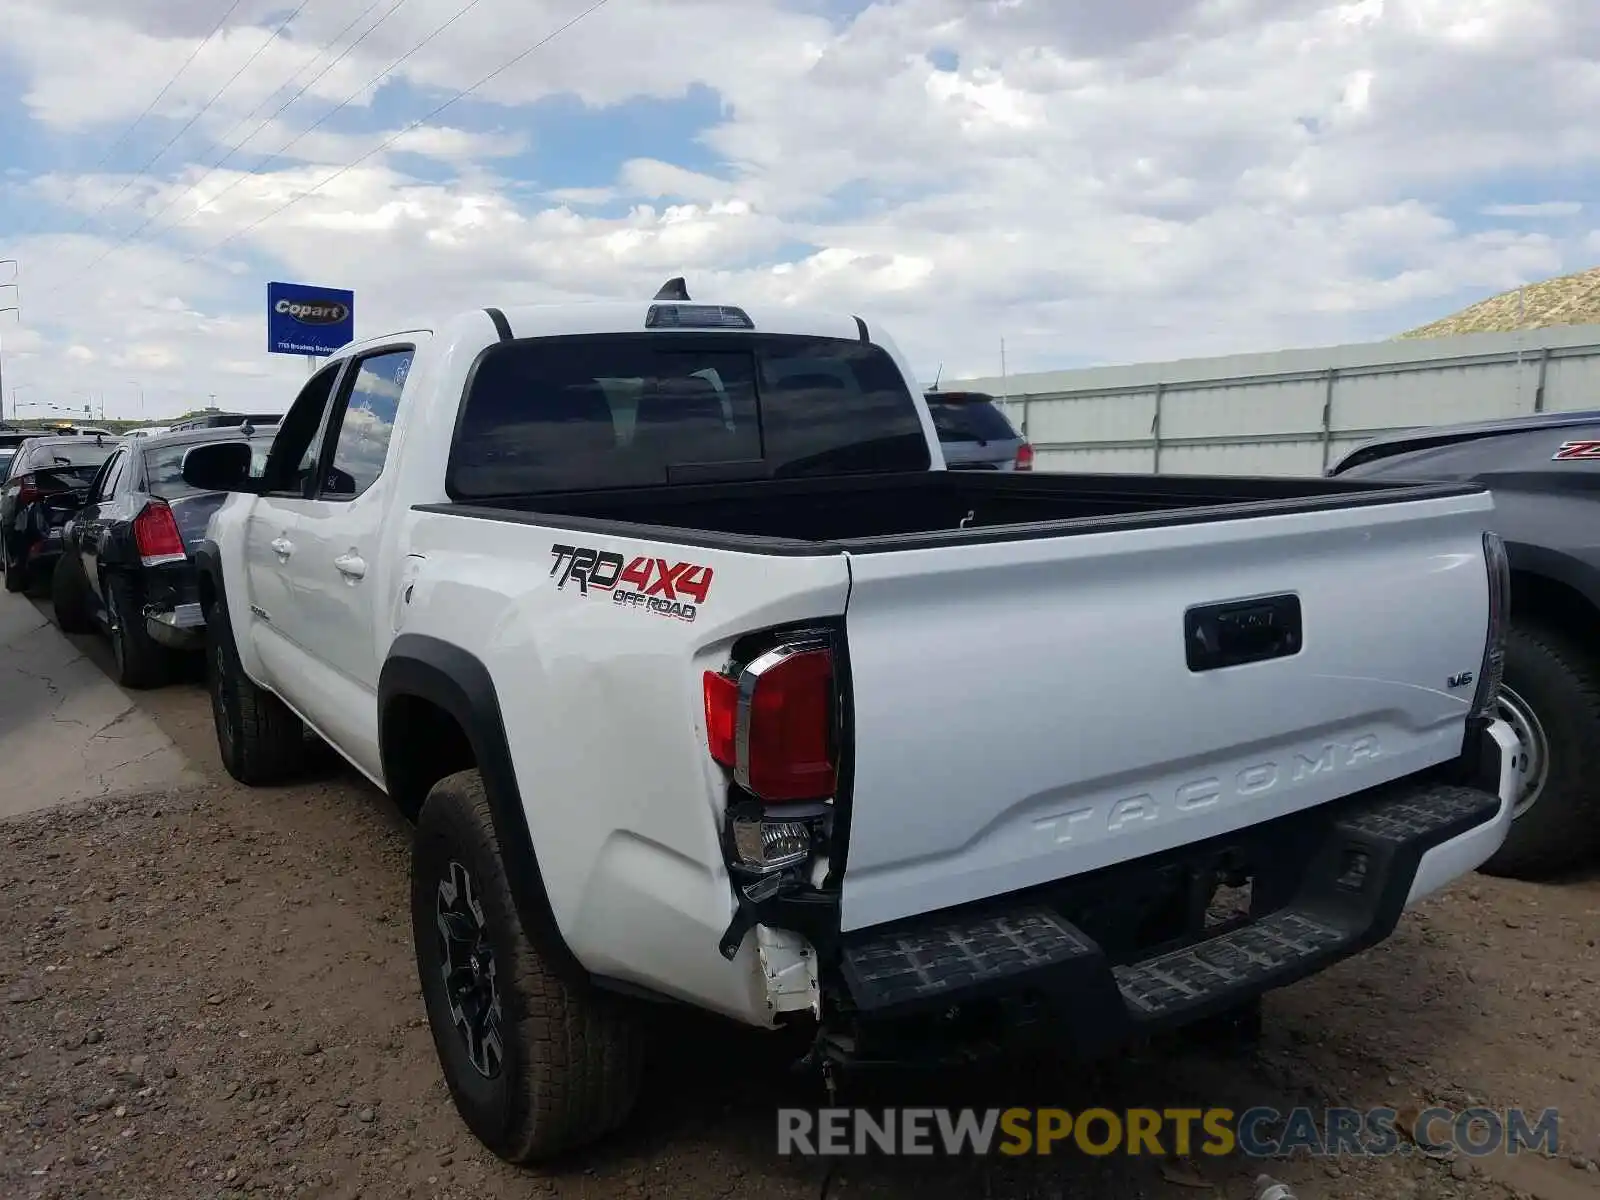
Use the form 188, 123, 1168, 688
267, 280, 355, 356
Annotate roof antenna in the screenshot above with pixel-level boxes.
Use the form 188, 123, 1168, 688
930, 363, 943, 392
653, 276, 690, 302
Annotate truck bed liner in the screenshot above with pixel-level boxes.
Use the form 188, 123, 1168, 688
421, 470, 1484, 554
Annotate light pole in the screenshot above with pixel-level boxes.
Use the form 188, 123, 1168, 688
129, 381, 144, 417
0, 259, 18, 425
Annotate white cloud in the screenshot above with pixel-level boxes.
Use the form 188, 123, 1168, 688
2, 0, 1600, 421
1479, 201, 1584, 218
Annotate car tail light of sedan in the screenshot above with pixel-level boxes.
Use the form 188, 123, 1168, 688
133, 502, 187, 567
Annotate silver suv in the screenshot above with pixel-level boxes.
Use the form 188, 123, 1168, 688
923, 390, 1033, 470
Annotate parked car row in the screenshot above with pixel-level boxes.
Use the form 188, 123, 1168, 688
2, 419, 278, 686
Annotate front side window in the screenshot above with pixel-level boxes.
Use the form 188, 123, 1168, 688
262, 366, 342, 496
323, 349, 414, 498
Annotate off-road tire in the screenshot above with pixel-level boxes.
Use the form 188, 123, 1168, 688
50, 552, 95, 633
1479, 620, 1600, 880
106, 573, 172, 689
205, 599, 311, 784
412, 769, 644, 1162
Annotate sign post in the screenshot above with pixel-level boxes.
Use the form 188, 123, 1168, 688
267, 281, 355, 367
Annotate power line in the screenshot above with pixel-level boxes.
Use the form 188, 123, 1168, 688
164, 0, 489, 228
174, 0, 618, 272
29, 0, 250, 245
60, 0, 317, 245
167, 0, 398, 219
36, 0, 413, 301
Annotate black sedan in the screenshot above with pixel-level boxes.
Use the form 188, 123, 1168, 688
2, 435, 121, 594
51, 425, 272, 688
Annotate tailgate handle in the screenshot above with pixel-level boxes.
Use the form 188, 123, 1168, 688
1185, 594, 1302, 672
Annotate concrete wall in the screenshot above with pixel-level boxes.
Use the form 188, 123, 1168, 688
946, 324, 1600, 476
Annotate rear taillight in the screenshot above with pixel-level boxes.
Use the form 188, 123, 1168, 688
1469, 530, 1510, 720
133, 502, 187, 567
703, 637, 837, 802
1014, 442, 1034, 471
15, 477, 41, 505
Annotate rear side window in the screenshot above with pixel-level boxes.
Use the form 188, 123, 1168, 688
323, 349, 414, 498
448, 333, 930, 498
925, 395, 1019, 444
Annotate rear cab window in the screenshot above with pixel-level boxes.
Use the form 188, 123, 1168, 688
924, 393, 1020, 445
447, 333, 930, 498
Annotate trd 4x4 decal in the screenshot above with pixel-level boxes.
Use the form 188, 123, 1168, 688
549, 544, 713, 622
1552, 439, 1600, 461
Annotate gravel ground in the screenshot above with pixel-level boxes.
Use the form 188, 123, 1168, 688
3, 672, 1600, 1199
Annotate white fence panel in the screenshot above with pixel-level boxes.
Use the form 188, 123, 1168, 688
952, 324, 1600, 476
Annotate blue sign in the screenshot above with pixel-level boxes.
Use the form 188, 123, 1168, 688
267, 281, 354, 356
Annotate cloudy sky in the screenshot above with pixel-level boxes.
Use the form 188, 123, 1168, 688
0, 0, 1597, 421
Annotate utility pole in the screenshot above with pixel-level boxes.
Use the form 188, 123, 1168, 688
0, 259, 18, 425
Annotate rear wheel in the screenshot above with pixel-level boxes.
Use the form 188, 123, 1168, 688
105, 573, 172, 690
412, 769, 644, 1162
205, 599, 311, 784
1479, 620, 1600, 880
51, 553, 95, 633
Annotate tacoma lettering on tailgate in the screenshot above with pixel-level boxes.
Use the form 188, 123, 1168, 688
549, 543, 713, 623
1033, 735, 1382, 844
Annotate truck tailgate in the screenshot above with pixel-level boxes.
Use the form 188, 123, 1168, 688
837, 492, 1493, 932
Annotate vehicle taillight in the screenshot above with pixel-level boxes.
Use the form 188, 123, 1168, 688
1469, 530, 1510, 720
1014, 442, 1034, 471
15, 476, 41, 505
703, 638, 837, 802
133, 502, 187, 567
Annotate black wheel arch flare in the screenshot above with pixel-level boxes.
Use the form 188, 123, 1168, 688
379, 634, 590, 988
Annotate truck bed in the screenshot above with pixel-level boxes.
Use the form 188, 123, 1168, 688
425, 469, 1484, 552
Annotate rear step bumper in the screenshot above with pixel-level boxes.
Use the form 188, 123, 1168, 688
836, 772, 1510, 1053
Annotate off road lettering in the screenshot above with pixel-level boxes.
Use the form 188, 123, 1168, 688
549, 544, 712, 620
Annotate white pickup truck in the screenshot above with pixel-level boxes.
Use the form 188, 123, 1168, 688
182, 281, 1522, 1163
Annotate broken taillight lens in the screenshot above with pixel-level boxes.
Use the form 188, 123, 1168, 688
703, 638, 837, 802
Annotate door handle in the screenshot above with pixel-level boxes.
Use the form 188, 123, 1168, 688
334, 552, 367, 581
270, 537, 294, 559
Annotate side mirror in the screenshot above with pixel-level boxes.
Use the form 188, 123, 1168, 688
181, 441, 257, 493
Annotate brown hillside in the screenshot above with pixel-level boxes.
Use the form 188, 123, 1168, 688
1399, 265, 1600, 338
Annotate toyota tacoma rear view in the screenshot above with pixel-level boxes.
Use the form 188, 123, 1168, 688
179, 280, 1524, 1162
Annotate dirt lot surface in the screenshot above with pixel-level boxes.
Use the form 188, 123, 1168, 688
3, 594, 1600, 1200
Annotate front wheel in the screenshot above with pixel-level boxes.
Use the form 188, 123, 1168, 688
205, 599, 312, 784
1479, 620, 1600, 880
412, 769, 644, 1162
